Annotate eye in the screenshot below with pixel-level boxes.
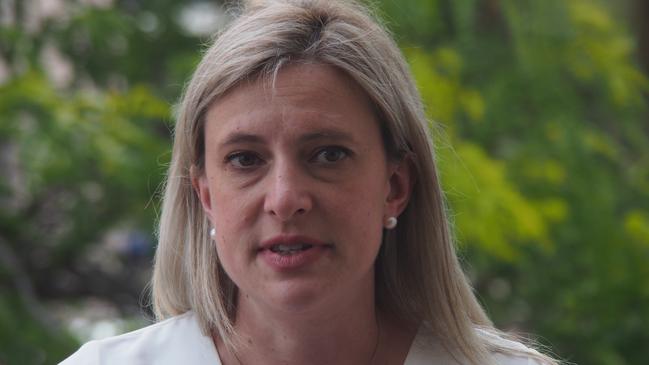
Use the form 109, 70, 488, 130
226, 151, 264, 168
311, 146, 350, 164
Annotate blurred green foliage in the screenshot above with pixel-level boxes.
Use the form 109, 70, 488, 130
0, 0, 648, 364
383, 0, 649, 363
0, 294, 77, 364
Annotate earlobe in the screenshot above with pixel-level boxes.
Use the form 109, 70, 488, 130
190, 165, 213, 216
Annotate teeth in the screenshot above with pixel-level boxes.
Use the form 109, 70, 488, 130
270, 244, 313, 254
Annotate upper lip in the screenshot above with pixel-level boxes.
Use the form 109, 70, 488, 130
258, 234, 330, 251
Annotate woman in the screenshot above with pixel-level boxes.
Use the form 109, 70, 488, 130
62, 0, 558, 364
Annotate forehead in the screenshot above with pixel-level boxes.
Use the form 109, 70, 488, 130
204, 63, 380, 142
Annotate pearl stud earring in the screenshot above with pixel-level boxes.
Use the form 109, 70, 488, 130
385, 217, 397, 229
210, 228, 216, 238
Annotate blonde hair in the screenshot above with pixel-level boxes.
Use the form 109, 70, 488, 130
152, 0, 557, 364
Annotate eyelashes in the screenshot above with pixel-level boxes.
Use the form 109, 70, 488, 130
226, 151, 264, 169
310, 146, 351, 164
224, 146, 352, 171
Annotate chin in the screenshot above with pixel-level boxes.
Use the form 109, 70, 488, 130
253, 280, 337, 316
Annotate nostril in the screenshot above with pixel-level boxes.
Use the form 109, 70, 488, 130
296, 208, 306, 215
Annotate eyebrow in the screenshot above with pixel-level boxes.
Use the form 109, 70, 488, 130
220, 133, 265, 147
219, 128, 356, 148
298, 129, 356, 143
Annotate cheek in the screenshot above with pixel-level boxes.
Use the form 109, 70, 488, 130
326, 185, 386, 243
209, 187, 258, 258
209, 177, 257, 228
210, 207, 253, 287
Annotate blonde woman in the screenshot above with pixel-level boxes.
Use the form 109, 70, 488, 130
61, 0, 558, 364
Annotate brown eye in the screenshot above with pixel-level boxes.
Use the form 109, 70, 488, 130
312, 146, 350, 163
227, 152, 264, 168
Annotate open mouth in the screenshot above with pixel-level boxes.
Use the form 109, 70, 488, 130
259, 235, 331, 270
269, 243, 314, 255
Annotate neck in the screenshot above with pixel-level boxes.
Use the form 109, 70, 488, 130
218, 277, 381, 365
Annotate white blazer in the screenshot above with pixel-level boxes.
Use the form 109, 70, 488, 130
60, 312, 542, 364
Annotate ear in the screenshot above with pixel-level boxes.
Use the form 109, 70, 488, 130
385, 156, 415, 219
190, 165, 214, 219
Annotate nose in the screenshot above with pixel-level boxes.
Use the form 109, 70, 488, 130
263, 160, 313, 222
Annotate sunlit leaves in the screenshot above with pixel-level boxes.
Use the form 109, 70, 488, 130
625, 210, 649, 247
407, 47, 485, 127
397, 0, 649, 363
438, 141, 550, 260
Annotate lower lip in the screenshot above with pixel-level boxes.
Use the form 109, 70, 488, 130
259, 246, 330, 271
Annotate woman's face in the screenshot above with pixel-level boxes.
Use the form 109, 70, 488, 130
193, 64, 411, 315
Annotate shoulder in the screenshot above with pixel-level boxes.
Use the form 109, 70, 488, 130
58, 311, 221, 365
491, 351, 547, 365
478, 328, 552, 365
405, 325, 551, 365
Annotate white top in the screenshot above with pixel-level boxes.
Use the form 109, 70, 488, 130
60, 312, 541, 364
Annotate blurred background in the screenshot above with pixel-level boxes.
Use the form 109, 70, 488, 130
1, 0, 648, 364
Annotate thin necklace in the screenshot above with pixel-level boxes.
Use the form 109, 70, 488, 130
369, 315, 382, 364
228, 318, 382, 365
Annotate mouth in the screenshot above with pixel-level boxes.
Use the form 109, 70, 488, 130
258, 235, 331, 270
259, 234, 331, 255
269, 243, 314, 255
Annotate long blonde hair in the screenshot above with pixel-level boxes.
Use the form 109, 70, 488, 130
152, 1, 557, 364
